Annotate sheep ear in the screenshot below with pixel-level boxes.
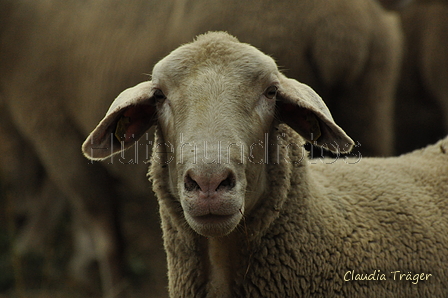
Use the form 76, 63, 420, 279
82, 81, 156, 160
277, 75, 354, 153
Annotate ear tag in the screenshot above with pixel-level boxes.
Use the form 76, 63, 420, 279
305, 113, 322, 141
115, 116, 131, 142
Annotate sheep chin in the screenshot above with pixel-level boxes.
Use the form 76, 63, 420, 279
184, 211, 243, 237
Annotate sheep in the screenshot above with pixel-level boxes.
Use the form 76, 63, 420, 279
83, 32, 448, 297
0, 1, 167, 296
179, 0, 403, 156
395, 0, 448, 154
1, 0, 402, 295
377, 0, 415, 10
0, 104, 67, 256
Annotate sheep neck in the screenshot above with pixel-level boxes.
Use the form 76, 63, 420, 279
203, 234, 240, 298
151, 125, 308, 296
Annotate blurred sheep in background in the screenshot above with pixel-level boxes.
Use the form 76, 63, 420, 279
0, 0, 404, 296
394, 0, 448, 154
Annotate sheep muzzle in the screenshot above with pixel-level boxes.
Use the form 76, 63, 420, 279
180, 165, 244, 237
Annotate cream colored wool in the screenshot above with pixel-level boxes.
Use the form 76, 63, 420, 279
150, 123, 448, 297
84, 32, 448, 297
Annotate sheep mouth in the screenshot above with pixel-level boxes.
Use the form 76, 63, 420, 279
186, 212, 243, 237
192, 214, 236, 225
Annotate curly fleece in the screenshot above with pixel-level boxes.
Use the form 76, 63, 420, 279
149, 123, 448, 297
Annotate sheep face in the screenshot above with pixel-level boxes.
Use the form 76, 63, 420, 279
150, 35, 281, 237
83, 32, 354, 237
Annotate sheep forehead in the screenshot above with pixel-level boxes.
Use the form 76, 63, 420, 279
152, 33, 279, 89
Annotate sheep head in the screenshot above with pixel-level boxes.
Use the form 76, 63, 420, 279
83, 32, 353, 237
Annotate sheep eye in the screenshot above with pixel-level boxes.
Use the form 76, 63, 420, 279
264, 86, 278, 99
153, 89, 166, 102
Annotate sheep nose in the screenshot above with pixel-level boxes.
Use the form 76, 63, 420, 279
184, 168, 236, 194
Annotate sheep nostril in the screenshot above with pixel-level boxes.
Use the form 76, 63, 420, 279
216, 172, 236, 191
184, 174, 200, 192
185, 169, 236, 193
